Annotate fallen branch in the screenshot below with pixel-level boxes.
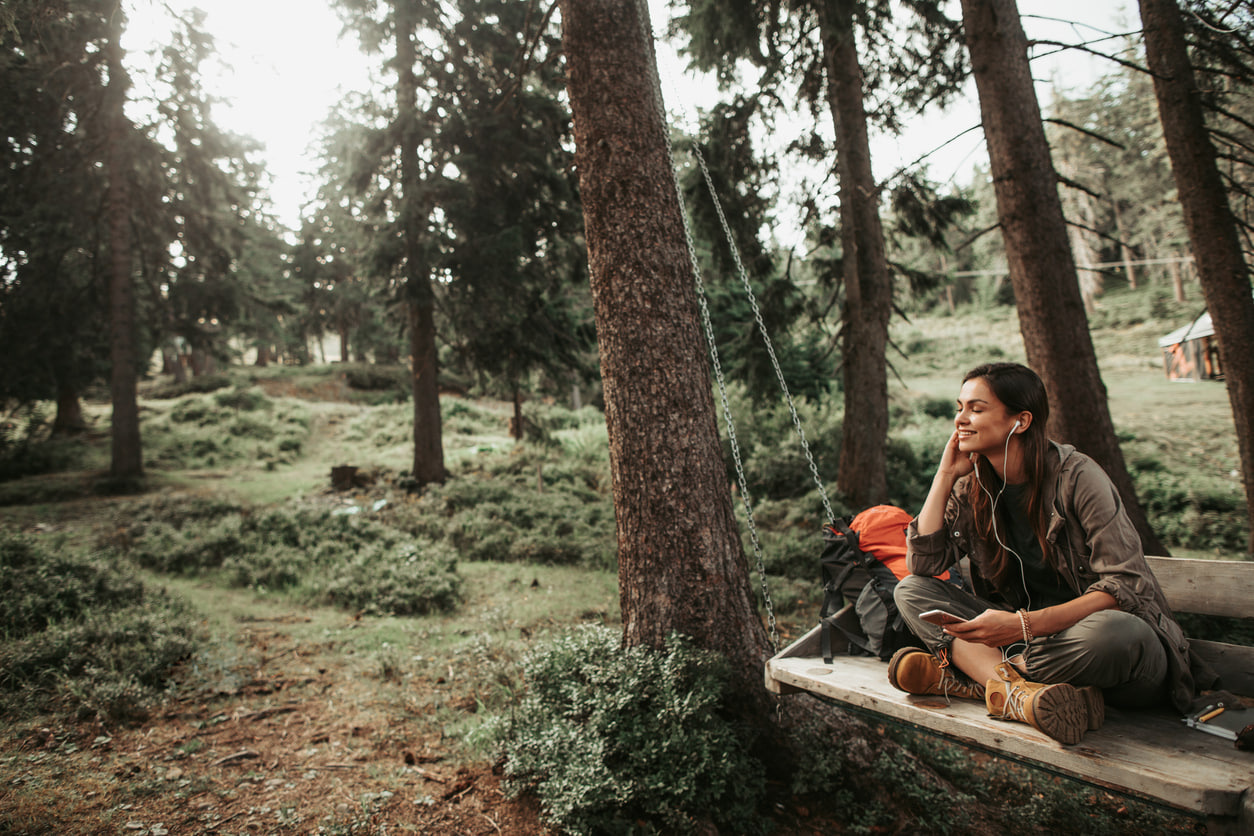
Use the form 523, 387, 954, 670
213, 749, 260, 766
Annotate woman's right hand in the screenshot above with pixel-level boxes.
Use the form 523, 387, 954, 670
937, 429, 975, 481
915, 430, 972, 538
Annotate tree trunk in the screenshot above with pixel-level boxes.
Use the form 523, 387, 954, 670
959, 0, 1166, 554
104, 0, 142, 481
407, 298, 446, 485
339, 327, 349, 364
52, 382, 86, 436
1139, 0, 1254, 555
397, 2, 447, 488
559, 0, 770, 705
511, 386, 524, 441
817, 0, 891, 511
1112, 200, 1137, 289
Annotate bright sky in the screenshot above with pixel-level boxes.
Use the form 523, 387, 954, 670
125, 0, 1136, 234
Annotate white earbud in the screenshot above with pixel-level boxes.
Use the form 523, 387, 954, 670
1012, 419, 1022, 432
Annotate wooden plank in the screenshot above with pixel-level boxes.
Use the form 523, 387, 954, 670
1191, 640, 1254, 695
1146, 557, 1254, 619
766, 651, 1253, 818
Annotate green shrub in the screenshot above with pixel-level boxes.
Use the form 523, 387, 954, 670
1133, 471, 1249, 552
324, 542, 462, 616
144, 373, 231, 399
0, 532, 199, 724
114, 497, 463, 617
491, 626, 766, 835
1, 533, 146, 638
413, 475, 616, 570
143, 390, 311, 470
0, 406, 96, 480
342, 363, 407, 392
214, 385, 270, 412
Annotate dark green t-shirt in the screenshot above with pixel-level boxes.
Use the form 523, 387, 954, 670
994, 483, 1072, 611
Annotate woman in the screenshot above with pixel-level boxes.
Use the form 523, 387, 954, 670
888, 362, 1211, 745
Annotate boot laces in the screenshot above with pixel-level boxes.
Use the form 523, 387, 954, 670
992, 666, 1031, 722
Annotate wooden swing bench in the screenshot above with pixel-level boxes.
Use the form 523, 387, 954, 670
765, 556, 1254, 835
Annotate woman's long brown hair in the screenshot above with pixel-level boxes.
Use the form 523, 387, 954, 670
962, 363, 1053, 590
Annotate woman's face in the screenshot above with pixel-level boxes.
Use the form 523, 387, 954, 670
954, 377, 1021, 457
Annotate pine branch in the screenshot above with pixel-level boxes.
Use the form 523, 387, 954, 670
1043, 117, 1126, 150
1029, 37, 1150, 76
1204, 100, 1254, 140
1055, 172, 1104, 201
952, 222, 1001, 254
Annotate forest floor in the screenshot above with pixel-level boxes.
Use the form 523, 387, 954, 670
1, 591, 549, 835
0, 499, 850, 836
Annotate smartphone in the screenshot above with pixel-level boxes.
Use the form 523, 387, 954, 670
920, 609, 968, 627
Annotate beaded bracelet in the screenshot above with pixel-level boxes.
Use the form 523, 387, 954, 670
1017, 608, 1034, 645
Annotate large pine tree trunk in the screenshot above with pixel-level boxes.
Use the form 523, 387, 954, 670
1139, 0, 1254, 555
104, 0, 142, 481
558, 0, 770, 704
959, 0, 1166, 554
397, 2, 447, 488
817, 0, 891, 510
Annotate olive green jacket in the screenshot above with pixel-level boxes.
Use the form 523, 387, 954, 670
905, 442, 1218, 713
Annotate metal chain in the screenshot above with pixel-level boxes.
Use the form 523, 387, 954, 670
636, 1, 781, 654
688, 145, 838, 528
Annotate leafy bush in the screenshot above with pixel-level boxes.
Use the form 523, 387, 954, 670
412, 475, 616, 570
324, 542, 462, 616
142, 389, 311, 469
1, 534, 146, 637
0, 405, 96, 480
342, 363, 408, 392
490, 626, 766, 835
144, 372, 231, 400
0, 532, 200, 723
1133, 471, 1249, 552
113, 497, 464, 616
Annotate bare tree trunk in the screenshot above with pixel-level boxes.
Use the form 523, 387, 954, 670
1112, 200, 1138, 289
959, 0, 1165, 554
817, 0, 891, 510
1170, 256, 1186, 302
558, 0, 770, 705
52, 382, 85, 436
511, 386, 524, 441
397, 2, 446, 488
407, 299, 446, 485
1140, 0, 1254, 555
104, 0, 142, 481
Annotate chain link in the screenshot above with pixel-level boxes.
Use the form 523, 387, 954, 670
688, 145, 838, 528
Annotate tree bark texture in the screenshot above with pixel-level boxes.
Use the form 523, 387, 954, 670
104, 1, 142, 481
960, 0, 1166, 554
52, 384, 85, 436
816, 0, 891, 510
397, 3, 447, 488
1139, 0, 1254, 555
559, 0, 770, 695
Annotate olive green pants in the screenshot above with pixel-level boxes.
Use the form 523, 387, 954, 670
895, 574, 1169, 708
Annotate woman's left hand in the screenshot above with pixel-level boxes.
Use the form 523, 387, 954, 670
944, 608, 1024, 648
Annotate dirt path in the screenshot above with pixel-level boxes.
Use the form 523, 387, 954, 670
0, 589, 549, 835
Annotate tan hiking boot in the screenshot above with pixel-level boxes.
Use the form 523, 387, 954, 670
1078, 685, 1105, 731
887, 647, 985, 700
985, 662, 1090, 745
